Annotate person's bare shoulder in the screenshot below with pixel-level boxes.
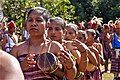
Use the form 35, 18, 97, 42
10, 41, 27, 57
0, 50, 24, 80
50, 41, 64, 55
15, 41, 27, 47
51, 41, 64, 49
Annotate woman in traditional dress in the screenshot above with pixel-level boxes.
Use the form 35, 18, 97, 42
109, 20, 120, 80
47, 17, 91, 79
11, 7, 76, 80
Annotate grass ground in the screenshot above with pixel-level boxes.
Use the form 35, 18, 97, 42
102, 73, 114, 80
101, 60, 114, 80
101, 63, 114, 80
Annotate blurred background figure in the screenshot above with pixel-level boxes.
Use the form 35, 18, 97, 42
1, 20, 18, 53
109, 19, 120, 80
99, 24, 111, 73
22, 28, 29, 41
64, 23, 78, 41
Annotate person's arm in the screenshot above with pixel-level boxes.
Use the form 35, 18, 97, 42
89, 46, 100, 66
0, 50, 24, 80
58, 50, 77, 80
71, 39, 88, 72
108, 33, 115, 52
51, 41, 77, 80
65, 63, 77, 80
108, 33, 114, 43
78, 50, 88, 72
87, 48, 98, 66
94, 43, 105, 65
10, 44, 36, 71
1, 35, 7, 51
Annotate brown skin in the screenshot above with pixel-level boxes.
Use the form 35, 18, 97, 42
47, 21, 77, 79
64, 27, 77, 41
0, 50, 24, 80
70, 39, 88, 72
47, 20, 88, 80
11, 10, 76, 80
86, 31, 103, 66
76, 31, 98, 66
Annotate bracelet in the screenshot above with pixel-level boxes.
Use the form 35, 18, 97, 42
75, 72, 84, 79
80, 49, 86, 53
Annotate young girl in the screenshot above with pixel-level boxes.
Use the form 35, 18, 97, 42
77, 30, 98, 80
47, 17, 89, 79
99, 24, 111, 73
86, 29, 104, 80
64, 23, 78, 41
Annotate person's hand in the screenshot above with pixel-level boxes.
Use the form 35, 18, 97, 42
58, 49, 75, 70
21, 54, 36, 71
72, 39, 87, 53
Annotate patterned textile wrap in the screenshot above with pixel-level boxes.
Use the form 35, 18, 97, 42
37, 52, 59, 73
111, 53, 120, 73
90, 67, 102, 80
17, 54, 59, 80
81, 71, 94, 80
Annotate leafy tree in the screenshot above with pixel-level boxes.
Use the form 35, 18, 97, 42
42, 0, 75, 22
93, 0, 120, 23
69, 0, 95, 23
2, 0, 120, 34
2, 0, 40, 34
2, 0, 75, 32
70, 0, 120, 23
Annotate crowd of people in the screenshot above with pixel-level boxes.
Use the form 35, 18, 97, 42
0, 6, 120, 80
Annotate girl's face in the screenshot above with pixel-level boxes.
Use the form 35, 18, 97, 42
86, 32, 95, 42
103, 28, 110, 33
47, 21, 64, 42
77, 33, 86, 43
64, 27, 76, 41
26, 10, 46, 37
8, 27, 16, 33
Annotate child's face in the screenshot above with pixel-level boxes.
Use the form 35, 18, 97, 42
64, 27, 77, 41
86, 32, 95, 42
47, 21, 64, 42
77, 32, 86, 43
103, 28, 110, 33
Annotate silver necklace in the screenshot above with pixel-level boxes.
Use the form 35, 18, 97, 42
29, 39, 38, 53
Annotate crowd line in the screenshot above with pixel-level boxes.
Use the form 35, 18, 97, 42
0, 7, 120, 80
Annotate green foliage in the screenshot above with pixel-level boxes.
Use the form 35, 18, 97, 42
69, 0, 120, 23
70, 0, 95, 23
42, 0, 75, 22
92, 0, 120, 23
2, 0, 40, 34
1, 0, 120, 32
1, 0, 75, 34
